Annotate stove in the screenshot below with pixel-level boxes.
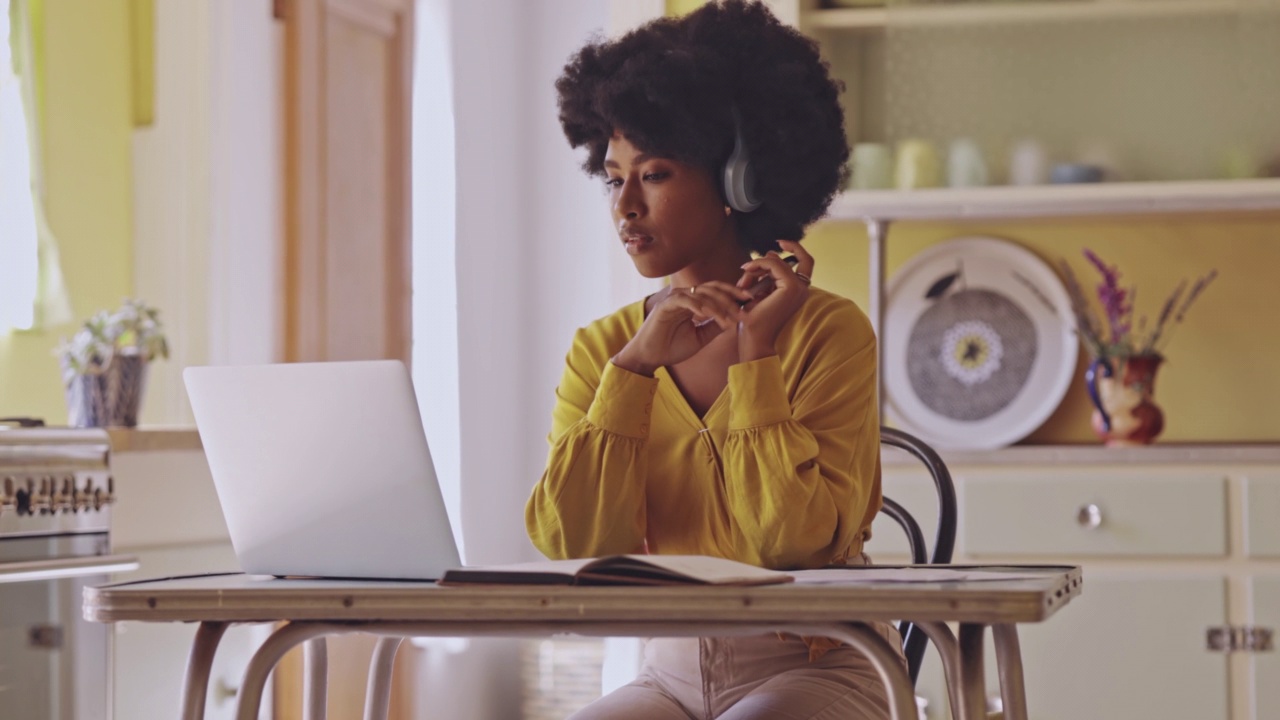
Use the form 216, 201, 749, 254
0, 423, 137, 720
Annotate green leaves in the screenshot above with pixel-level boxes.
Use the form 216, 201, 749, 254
55, 299, 169, 386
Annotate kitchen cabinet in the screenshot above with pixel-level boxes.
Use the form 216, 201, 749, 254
109, 435, 266, 720
876, 445, 1280, 719
111, 543, 265, 720
1012, 575, 1229, 719
1251, 577, 1280, 720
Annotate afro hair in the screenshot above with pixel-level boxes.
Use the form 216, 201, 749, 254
555, 0, 849, 255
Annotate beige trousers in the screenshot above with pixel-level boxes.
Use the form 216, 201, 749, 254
567, 622, 906, 720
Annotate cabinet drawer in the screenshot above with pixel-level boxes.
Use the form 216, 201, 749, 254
1246, 476, 1280, 557
965, 473, 1227, 557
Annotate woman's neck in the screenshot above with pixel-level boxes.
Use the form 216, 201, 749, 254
669, 241, 753, 289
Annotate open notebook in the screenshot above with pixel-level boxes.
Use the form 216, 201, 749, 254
439, 555, 794, 587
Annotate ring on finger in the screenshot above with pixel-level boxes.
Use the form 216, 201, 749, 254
795, 271, 812, 285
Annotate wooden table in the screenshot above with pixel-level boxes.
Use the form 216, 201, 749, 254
84, 565, 1081, 720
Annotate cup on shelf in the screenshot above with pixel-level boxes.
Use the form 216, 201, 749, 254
947, 138, 988, 188
1264, 152, 1280, 179
1049, 163, 1105, 184
1075, 140, 1121, 182
1008, 139, 1049, 186
895, 139, 942, 190
1223, 145, 1259, 180
850, 142, 894, 190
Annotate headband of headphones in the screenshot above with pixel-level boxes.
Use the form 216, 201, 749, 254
723, 109, 762, 213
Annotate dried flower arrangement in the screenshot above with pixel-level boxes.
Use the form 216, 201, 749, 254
55, 299, 169, 427
1059, 250, 1217, 361
56, 299, 169, 384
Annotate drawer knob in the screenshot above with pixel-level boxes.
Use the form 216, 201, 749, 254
1076, 503, 1103, 529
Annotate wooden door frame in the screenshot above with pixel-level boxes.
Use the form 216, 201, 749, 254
282, 0, 414, 364
275, 1, 417, 716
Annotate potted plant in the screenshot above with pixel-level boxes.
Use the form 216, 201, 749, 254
1060, 251, 1216, 446
56, 299, 169, 428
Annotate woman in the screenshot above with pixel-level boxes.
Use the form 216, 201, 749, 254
525, 2, 901, 718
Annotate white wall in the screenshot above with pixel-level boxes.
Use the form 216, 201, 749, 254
522, 1, 665, 561
133, 0, 280, 427
137, 0, 654, 567
134, 1, 656, 713
409, 2, 660, 716
132, 0, 212, 426
415, 0, 657, 569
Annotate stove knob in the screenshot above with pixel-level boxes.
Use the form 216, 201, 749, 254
1, 476, 14, 509
75, 477, 91, 512
30, 478, 47, 514
57, 476, 75, 513
43, 477, 58, 514
16, 487, 31, 515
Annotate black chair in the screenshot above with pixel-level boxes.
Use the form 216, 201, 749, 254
878, 426, 958, 686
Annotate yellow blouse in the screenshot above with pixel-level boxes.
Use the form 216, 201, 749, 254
525, 286, 882, 571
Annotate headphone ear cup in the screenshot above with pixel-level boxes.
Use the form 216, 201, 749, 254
723, 125, 762, 213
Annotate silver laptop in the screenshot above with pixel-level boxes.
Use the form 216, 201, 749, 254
184, 360, 462, 580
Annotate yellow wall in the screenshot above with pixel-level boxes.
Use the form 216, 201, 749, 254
666, 0, 706, 16
805, 215, 1280, 444
0, 0, 135, 424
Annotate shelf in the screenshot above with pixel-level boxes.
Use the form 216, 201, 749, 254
824, 178, 1280, 222
107, 428, 203, 453
807, 0, 1270, 31
882, 442, 1280, 467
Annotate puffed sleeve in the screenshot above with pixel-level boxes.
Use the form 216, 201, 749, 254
718, 301, 879, 570
525, 329, 657, 559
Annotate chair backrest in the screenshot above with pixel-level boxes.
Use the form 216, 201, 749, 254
879, 426, 958, 686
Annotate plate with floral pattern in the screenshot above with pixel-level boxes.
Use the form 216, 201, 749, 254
883, 236, 1076, 450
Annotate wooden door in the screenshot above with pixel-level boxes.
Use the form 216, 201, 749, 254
277, 0, 416, 717
283, 0, 413, 364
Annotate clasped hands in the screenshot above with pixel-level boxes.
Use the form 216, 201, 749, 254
612, 240, 814, 376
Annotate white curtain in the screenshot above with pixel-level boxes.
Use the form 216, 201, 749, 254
0, 0, 38, 332
1, 0, 71, 334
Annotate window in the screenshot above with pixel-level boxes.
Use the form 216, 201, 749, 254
0, 0, 39, 332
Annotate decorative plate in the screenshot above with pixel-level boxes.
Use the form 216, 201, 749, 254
883, 236, 1076, 450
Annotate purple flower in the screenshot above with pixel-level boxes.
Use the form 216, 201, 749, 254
1062, 250, 1214, 359
1084, 250, 1131, 345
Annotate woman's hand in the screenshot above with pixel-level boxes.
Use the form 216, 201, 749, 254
735, 239, 814, 362
612, 281, 752, 376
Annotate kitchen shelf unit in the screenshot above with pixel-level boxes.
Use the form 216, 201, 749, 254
806, 0, 1277, 31
826, 179, 1280, 356
772, 0, 1280, 419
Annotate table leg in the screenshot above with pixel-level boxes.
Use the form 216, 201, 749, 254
180, 621, 228, 720
236, 623, 347, 720
914, 622, 963, 720
993, 624, 1028, 720
363, 637, 404, 720
304, 637, 328, 720
958, 624, 987, 720
793, 623, 916, 720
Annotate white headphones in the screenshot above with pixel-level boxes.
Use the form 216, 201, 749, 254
723, 110, 762, 213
